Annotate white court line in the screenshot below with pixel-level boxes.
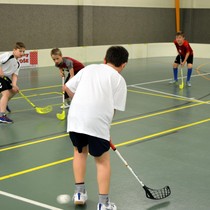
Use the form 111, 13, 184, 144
127, 72, 210, 86
130, 85, 210, 105
0, 190, 63, 210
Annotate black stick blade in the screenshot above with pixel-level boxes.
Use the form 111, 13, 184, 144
143, 185, 171, 200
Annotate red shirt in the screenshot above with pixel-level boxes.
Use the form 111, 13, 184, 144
57, 57, 85, 73
174, 40, 193, 57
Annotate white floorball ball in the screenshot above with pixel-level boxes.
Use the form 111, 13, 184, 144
56, 194, 71, 204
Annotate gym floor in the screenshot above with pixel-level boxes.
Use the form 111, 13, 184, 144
0, 57, 210, 210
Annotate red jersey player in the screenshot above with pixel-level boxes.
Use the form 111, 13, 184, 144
51, 48, 85, 108
170, 31, 193, 87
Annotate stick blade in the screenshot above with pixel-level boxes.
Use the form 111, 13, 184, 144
56, 110, 66, 120
35, 106, 53, 114
179, 83, 184, 89
143, 185, 171, 200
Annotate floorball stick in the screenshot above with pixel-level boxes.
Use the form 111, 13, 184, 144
2, 76, 52, 114
110, 142, 171, 200
179, 67, 184, 89
179, 56, 184, 89
19, 91, 52, 114
56, 77, 66, 120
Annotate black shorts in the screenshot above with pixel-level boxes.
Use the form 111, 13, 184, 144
69, 132, 110, 157
0, 77, 12, 93
175, 54, 193, 64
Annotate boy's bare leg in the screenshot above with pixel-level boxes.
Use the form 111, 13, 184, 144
95, 151, 111, 194
73, 146, 88, 183
0, 90, 12, 113
72, 146, 88, 205
0, 90, 16, 113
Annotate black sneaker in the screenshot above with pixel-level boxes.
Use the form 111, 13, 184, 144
0, 115, 13, 124
6, 105, 11, 113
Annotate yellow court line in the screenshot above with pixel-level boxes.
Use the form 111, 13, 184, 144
195, 62, 210, 81
1, 100, 208, 153
112, 102, 204, 126
12, 92, 62, 101
128, 89, 188, 101
115, 117, 210, 147
21, 85, 61, 92
0, 134, 67, 152
0, 157, 74, 181
0, 117, 210, 181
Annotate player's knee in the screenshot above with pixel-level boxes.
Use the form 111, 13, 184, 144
173, 63, 178, 68
187, 64, 193, 69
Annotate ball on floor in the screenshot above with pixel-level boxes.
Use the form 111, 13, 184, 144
56, 194, 71, 204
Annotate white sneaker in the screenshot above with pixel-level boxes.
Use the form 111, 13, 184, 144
186, 81, 191, 87
169, 80, 178, 84
60, 102, 70, 109
97, 202, 117, 210
73, 191, 88, 205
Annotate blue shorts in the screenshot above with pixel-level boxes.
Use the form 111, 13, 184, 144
69, 132, 110, 157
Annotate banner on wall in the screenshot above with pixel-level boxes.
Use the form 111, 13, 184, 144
18, 50, 38, 69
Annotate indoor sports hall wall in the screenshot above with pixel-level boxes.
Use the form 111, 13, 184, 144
0, 0, 210, 51
0, 0, 210, 67
0, 1, 176, 51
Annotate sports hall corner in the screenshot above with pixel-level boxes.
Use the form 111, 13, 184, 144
0, 1, 210, 210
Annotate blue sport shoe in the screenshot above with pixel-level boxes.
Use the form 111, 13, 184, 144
0, 115, 13, 124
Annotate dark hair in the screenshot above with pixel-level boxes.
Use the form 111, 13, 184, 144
105, 46, 129, 67
14, 42, 26, 49
176, 31, 185, 38
51, 48, 62, 56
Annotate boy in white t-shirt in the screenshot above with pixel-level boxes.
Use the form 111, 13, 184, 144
64, 46, 129, 210
0, 42, 26, 123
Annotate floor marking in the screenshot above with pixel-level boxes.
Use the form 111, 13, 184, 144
0, 134, 67, 152
0, 99, 206, 153
115, 117, 210, 148
12, 92, 62, 101
195, 62, 210, 81
131, 86, 210, 105
112, 102, 203, 126
7, 102, 61, 114
0, 190, 63, 210
128, 89, 191, 101
0, 118, 210, 181
1, 98, 209, 153
0, 157, 73, 181
127, 71, 210, 86
21, 85, 61, 92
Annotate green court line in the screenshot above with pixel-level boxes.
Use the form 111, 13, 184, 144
0, 117, 210, 181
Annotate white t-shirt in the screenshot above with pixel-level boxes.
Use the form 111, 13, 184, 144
66, 64, 127, 141
0, 52, 20, 77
